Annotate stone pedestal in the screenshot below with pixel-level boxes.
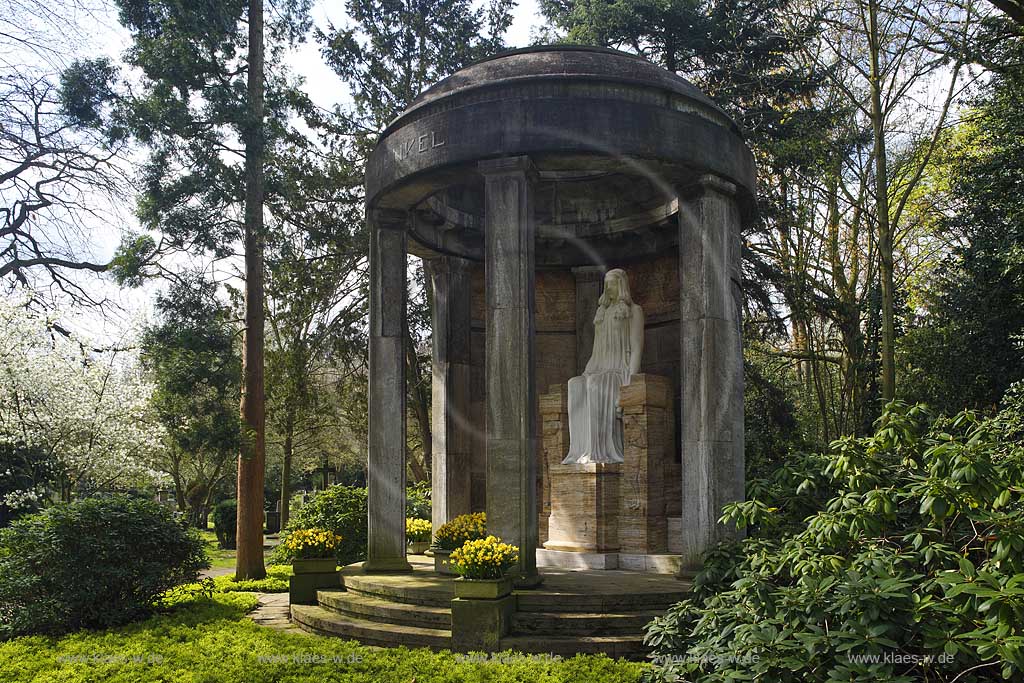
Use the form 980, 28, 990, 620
539, 374, 672, 564
451, 595, 516, 652
289, 570, 340, 605
544, 463, 621, 553
618, 375, 672, 554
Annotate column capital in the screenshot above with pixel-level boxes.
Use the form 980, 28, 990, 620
676, 174, 739, 201
425, 254, 474, 278
478, 155, 538, 180
370, 207, 409, 229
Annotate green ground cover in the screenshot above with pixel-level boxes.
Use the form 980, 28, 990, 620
0, 591, 646, 683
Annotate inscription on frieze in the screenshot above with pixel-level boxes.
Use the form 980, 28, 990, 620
393, 130, 447, 160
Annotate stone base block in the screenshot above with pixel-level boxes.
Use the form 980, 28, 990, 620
667, 517, 682, 554
288, 571, 340, 605
451, 595, 516, 652
536, 549, 681, 574
361, 558, 413, 573
545, 463, 620, 553
618, 553, 682, 574
536, 547, 619, 570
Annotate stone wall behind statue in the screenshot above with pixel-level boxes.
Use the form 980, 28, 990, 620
465, 249, 682, 525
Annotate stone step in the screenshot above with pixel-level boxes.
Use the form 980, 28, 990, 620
318, 589, 452, 629
514, 587, 689, 613
340, 573, 453, 608
290, 604, 452, 650
499, 633, 648, 660
512, 609, 661, 635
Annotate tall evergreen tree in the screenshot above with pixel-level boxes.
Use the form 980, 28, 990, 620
320, 0, 516, 480
103, 0, 314, 578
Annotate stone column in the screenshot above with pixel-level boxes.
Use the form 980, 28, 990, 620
365, 210, 412, 573
426, 256, 474, 531
572, 266, 606, 374
479, 156, 540, 587
677, 175, 745, 577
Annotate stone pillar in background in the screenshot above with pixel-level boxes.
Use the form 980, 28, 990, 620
677, 175, 746, 577
572, 265, 605, 375
426, 256, 474, 532
480, 156, 540, 587
365, 210, 412, 573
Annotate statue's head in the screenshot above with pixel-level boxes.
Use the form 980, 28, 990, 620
598, 268, 633, 308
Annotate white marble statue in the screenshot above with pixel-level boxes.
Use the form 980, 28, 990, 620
564, 268, 644, 464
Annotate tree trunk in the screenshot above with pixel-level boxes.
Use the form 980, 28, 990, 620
236, 0, 267, 581
868, 0, 896, 403
279, 410, 294, 531
404, 323, 431, 482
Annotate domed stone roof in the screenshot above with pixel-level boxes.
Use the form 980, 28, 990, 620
386, 45, 732, 137
365, 44, 756, 265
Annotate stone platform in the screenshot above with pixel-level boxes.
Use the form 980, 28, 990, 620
290, 555, 690, 659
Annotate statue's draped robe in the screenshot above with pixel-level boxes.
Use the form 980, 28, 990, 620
564, 301, 633, 464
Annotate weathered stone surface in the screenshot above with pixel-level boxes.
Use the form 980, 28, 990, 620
427, 256, 474, 530
481, 156, 539, 585
536, 547, 619, 570
572, 266, 605, 374
288, 571, 341, 605
677, 178, 745, 575
365, 48, 757, 270
452, 596, 516, 652
366, 219, 411, 573
544, 463, 621, 553
618, 374, 671, 554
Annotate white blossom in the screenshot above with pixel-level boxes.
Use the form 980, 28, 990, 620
0, 294, 167, 495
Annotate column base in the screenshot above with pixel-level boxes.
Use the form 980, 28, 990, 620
512, 572, 544, 589
361, 558, 413, 573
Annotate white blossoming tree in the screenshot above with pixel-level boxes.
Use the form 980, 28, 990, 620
0, 296, 167, 504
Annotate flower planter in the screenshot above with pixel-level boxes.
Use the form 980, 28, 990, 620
292, 558, 337, 574
433, 549, 457, 575
453, 576, 514, 600
407, 541, 430, 555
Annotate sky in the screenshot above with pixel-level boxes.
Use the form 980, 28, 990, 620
2, 0, 543, 343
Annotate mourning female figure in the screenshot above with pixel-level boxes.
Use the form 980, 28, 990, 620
564, 268, 644, 464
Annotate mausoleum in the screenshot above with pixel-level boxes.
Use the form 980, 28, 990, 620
292, 45, 757, 655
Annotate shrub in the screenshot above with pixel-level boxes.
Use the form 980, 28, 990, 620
211, 498, 237, 549
0, 495, 207, 638
407, 481, 432, 519
644, 401, 1024, 683
433, 512, 486, 551
272, 485, 434, 566
276, 485, 367, 566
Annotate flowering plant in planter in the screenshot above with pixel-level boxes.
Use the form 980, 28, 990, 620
283, 528, 342, 560
432, 512, 486, 551
406, 517, 432, 543
450, 535, 518, 580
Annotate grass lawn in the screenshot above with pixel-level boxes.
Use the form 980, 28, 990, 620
0, 591, 648, 682
200, 530, 237, 570
200, 530, 277, 571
